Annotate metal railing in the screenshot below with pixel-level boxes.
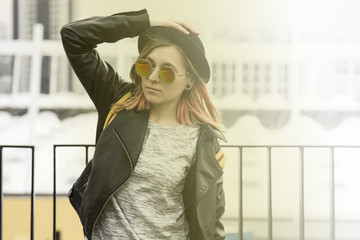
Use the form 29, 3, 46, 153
52, 144, 359, 240
52, 144, 95, 240
2, 144, 360, 239
220, 145, 360, 240
0, 145, 35, 240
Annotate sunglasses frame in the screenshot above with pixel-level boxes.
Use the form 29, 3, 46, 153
134, 58, 188, 83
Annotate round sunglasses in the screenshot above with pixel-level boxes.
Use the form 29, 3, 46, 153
134, 59, 188, 83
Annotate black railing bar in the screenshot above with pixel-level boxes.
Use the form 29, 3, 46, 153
299, 147, 305, 240
53, 144, 95, 147
267, 147, 273, 240
54, 144, 95, 165
52, 144, 95, 240
30, 147, 35, 240
221, 145, 360, 148
0, 147, 3, 240
330, 147, 335, 240
0, 145, 35, 148
0, 145, 35, 240
230, 217, 360, 223
238, 147, 243, 240
53, 145, 57, 240
4, 193, 69, 197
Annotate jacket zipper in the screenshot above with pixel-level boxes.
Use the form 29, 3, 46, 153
91, 128, 134, 237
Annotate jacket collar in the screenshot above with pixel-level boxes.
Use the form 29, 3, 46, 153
110, 109, 226, 164
199, 123, 227, 143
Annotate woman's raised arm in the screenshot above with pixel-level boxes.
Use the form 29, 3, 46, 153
60, 9, 150, 111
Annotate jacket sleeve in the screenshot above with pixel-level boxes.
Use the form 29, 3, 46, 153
214, 175, 226, 240
213, 138, 226, 240
60, 9, 150, 112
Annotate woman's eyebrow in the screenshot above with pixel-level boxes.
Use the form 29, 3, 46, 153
146, 56, 178, 71
144, 57, 155, 67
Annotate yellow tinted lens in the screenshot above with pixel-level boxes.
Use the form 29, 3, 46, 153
159, 67, 175, 83
135, 59, 152, 77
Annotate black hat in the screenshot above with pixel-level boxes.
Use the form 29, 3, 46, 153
138, 26, 210, 83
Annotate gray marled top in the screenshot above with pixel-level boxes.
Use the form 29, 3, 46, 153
92, 120, 199, 240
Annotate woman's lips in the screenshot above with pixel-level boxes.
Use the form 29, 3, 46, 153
146, 86, 161, 92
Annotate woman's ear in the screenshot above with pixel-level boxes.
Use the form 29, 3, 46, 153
184, 76, 195, 91
187, 75, 195, 88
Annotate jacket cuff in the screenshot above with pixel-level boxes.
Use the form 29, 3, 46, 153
112, 9, 150, 37
130, 9, 150, 37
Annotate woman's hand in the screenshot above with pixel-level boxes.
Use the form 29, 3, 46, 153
149, 18, 199, 35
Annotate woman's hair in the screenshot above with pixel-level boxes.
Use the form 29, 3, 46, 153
112, 34, 223, 131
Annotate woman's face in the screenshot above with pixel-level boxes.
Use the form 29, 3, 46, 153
141, 45, 192, 110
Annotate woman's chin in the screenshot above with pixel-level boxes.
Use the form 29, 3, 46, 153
144, 96, 162, 106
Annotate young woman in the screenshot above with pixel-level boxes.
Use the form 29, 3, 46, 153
61, 9, 227, 240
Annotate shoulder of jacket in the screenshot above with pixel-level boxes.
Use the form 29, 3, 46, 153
199, 123, 227, 143
199, 124, 227, 170
103, 91, 132, 129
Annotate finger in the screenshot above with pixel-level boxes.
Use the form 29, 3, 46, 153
167, 22, 190, 35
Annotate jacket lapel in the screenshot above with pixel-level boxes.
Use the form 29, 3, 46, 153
111, 109, 149, 165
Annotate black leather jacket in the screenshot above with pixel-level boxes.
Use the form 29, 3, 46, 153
61, 9, 226, 240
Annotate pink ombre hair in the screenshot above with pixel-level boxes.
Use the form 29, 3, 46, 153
112, 37, 223, 131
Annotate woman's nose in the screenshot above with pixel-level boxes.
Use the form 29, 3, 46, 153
148, 68, 160, 82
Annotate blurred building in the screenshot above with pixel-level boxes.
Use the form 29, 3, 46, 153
210, 0, 360, 130
15, 0, 71, 93
1, 0, 360, 130
0, 0, 71, 94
